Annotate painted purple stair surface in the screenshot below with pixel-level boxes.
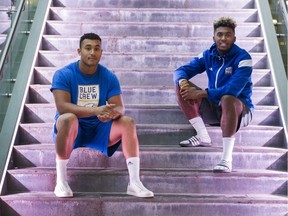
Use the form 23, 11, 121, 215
0, 0, 287, 215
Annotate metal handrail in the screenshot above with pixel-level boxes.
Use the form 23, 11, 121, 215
279, 0, 288, 24
272, 0, 288, 75
256, 0, 288, 140
0, 0, 52, 195
279, 0, 288, 76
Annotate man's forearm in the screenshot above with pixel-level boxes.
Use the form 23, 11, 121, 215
56, 102, 97, 118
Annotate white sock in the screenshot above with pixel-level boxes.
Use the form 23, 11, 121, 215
189, 116, 211, 142
56, 158, 69, 184
221, 137, 235, 162
126, 157, 140, 183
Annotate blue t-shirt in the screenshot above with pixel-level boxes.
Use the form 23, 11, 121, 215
51, 61, 122, 122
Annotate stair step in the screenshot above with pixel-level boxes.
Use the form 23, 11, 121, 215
46, 21, 261, 37
42, 35, 265, 53
0, 34, 7, 47
0, 2, 11, 7
37, 51, 268, 69
1, 192, 287, 216
24, 103, 282, 126
18, 122, 287, 147
52, 0, 255, 9
0, 20, 9, 34
34, 67, 271, 87
18, 123, 287, 147
6, 167, 288, 195
0, 15, 9, 21
49, 8, 258, 23
13, 144, 287, 171
28, 84, 276, 106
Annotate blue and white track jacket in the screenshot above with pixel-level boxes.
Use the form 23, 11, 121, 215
173, 43, 254, 110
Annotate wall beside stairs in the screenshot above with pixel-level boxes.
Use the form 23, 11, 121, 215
0, 0, 287, 215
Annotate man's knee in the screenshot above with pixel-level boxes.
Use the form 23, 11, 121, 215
57, 113, 78, 130
121, 115, 135, 124
115, 116, 136, 129
221, 95, 235, 102
221, 95, 241, 107
220, 95, 243, 116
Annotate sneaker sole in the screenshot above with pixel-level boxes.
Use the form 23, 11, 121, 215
213, 169, 232, 173
54, 192, 74, 198
127, 191, 154, 198
179, 142, 212, 147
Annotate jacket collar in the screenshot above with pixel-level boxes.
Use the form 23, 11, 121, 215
210, 43, 238, 59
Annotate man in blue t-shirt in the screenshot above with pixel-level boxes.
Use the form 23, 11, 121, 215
173, 17, 254, 173
50, 33, 153, 198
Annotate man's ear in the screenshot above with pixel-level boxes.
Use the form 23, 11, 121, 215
234, 36, 236, 43
77, 48, 81, 55
213, 36, 216, 43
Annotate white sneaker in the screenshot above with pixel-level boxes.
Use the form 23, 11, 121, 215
213, 160, 232, 173
127, 181, 154, 198
179, 135, 211, 147
54, 181, 73, 198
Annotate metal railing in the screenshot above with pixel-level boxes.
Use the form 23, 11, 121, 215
256, 0, 288, 140
269, 0, 288, 75
269, 0, 288, 140
0, 0, 52, 195
0, 0, 28, 132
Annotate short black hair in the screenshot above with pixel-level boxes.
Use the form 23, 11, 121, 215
213, 17, 237, 32
79, 33, 102, 48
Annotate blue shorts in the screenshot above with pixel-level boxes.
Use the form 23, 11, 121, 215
53, 119, 121, 157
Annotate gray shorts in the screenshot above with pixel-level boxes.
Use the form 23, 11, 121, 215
199, 98, 253, 131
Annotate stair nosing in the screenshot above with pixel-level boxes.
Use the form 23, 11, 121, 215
2, 191, 287, 203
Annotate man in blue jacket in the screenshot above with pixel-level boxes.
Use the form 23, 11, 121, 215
173, 17, 253, 173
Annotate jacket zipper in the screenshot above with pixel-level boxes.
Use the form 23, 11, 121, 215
215, 57, 225, 88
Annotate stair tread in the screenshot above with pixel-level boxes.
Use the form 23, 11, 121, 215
30, 83, 273, 89
8, 167, 288, 177
46, 20, 261, 25
25, 103, 279, 110
34, 66, 270, 71
42, 35, 264, 40
51, 0, 256, 9
19, 122, 285, 130
2, 192, 287, 203
50, 7, 258, 12
14, 143, 288, 153
39, 50, 266, 55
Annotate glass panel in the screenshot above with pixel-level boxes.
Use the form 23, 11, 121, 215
269, 0, 288, 74
0, 1, 15, 53
0, 0, 37, 131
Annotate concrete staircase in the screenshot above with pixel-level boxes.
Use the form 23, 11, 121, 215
1, 0, 288, 215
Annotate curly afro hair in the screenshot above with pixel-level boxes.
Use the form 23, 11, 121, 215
213, 17, 237, 32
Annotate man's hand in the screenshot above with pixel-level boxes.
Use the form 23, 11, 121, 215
96, 104, 121, 122
179, 79, 190, 89
179, 79, 207, 100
